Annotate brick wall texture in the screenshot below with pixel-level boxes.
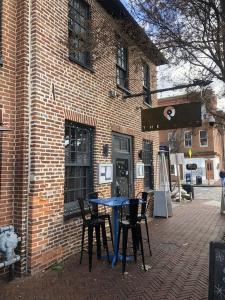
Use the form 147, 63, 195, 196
0, 0, 161, 274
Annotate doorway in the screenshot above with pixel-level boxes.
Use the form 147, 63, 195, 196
112, 133, 132, 197
205, 159, 214, 180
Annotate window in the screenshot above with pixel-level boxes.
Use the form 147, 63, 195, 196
116, 44, 128, 90
113, 136, 130, 153
184, 131, 192, 147
68, 0, 90, 67
142, 140, 154, 190
64, 121, 93, 218
143, 63, 151, 105
199, 130, 208, 146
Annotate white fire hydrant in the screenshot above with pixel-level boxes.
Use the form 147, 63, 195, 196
0, 226, 21, 268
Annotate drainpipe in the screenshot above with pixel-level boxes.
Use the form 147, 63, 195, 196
25, 0, 32, 274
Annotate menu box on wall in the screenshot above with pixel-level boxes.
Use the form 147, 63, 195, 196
98, 163, 113, 184
136, 163, 144, 178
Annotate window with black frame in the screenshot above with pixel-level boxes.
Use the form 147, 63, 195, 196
68, 0, 90, 67
142, 140, 154, 190
143, 63, 151, 105
64, 121, 93, 218
116, 44, 128, 90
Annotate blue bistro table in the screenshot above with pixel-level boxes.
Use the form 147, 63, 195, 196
89, 196, 130, 267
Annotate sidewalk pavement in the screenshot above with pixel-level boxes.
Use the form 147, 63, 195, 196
1, 195, 225, 300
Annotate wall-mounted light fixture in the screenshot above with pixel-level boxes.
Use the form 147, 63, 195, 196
102, 144, 109, 157
208, 115, 215, 127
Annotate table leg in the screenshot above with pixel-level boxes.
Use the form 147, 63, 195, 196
112, 206, 119, 267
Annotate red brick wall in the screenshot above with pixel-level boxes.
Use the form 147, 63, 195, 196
0, 0, 32, 273
0, 0, 161, 274
0, 0, 17, 227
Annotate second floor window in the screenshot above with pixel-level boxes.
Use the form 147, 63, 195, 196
68, 0, 90, 67
116, 44, 128, 90
184, 131, 192, 147
143, 63, 151, 105
200, 130, 208, 146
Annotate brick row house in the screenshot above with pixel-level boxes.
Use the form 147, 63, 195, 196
0, 0, 165, 274
158, 93, 224, 183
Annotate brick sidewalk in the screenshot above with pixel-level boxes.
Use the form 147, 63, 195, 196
1, 198, 225, 300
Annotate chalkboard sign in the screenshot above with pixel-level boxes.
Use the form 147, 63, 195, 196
208, 241, 225, 299
186, 164, 197, 170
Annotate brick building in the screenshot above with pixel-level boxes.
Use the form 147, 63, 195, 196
158, 93, 224, 183
0, 0, 165, 274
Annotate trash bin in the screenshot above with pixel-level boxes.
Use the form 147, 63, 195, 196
182, 184, 194, 200
196, 176, 202, 185
186, 173, 191, 183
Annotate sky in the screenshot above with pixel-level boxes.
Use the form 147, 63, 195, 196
157, 64, 225, 110
121, 0, 225, 110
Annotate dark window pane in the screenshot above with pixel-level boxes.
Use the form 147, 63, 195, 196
116, 44, 128, 89
64, 121, 93, 217
143, 140, 154, 189
143, 63, 151, 105
200, 130, 208, 146
68, 0, 90, 67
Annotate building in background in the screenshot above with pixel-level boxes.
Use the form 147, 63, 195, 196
158, 92, 225, 184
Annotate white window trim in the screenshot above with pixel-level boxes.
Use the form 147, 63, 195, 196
184, 131, 192, 148
199, 130, 208, 147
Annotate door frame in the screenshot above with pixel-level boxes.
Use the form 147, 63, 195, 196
111, 133, 133, 197
205, 159, 214, 180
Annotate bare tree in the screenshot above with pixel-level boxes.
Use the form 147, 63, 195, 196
128, 0, 225, 89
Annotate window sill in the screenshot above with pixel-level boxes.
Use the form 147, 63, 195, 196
69, 56, 94, 73
117, 84, 131, 95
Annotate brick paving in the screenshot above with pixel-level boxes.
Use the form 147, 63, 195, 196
1, 193, 225, 300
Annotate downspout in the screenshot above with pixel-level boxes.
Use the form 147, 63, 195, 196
25, 0, 32, 274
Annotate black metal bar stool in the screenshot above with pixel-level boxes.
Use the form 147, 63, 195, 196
87, 192, 114, 249
136, 191, 153, 256
116, 198, 146, 274
78, 198, 110, 272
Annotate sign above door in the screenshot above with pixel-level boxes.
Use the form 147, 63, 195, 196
141, 102, 202, 131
